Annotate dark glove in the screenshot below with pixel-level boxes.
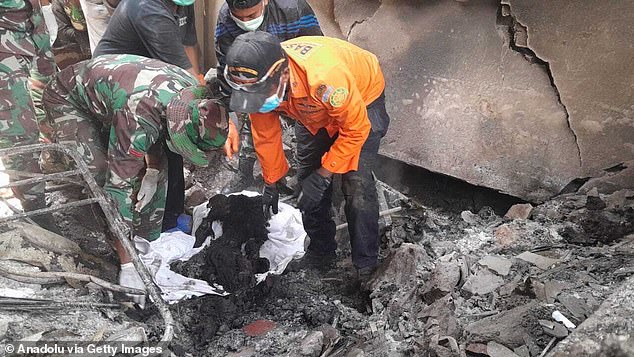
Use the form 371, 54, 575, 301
298, 171, 332, 212
262, 183, 279, 220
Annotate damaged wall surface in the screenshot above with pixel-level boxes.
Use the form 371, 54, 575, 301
307, 0, 634, 201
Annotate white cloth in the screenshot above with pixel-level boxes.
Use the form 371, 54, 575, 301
136, 192, 306, 303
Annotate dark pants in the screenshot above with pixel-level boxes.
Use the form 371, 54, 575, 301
162, 148, 185, 231
295, 93, 390, 270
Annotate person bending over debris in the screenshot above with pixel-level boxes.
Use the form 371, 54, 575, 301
0, 0, 58, 229
225, 32, 390, 283
40, 54, 228, 302
214, 0, 323, 194
94, 0, 203, 232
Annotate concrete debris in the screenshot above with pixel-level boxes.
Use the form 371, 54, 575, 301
478, 255, 513, 276
461, 210, 479, 224
494, 224, 520, 247
299, 330, 324, 357
462, 269, 504, 295
345, 348, 365, 357
504, 203, 533, 220
466, 343, 488, 355
516, 251, 560, 270
466, 301, 539, 346
487, 341, 521, 357
185, 184, 208, 208
539, 320, 568, 338
513, 345, 530, 357
557, 293, 591, 320
422, 260, 461, 303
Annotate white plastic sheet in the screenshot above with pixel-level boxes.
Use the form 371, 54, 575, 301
136, 192, 306, 303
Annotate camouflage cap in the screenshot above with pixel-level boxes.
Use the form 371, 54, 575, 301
166, 86, 229, 166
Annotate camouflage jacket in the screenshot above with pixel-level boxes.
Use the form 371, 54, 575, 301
0, 0, 56, 82
46, 53, 198, 171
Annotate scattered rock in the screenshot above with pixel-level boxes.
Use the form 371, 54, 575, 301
370, 243, 431, 291
345, 348, 364, 357
242, 320, 276, 337
538, 320, 568, 338
185, 184, 209, 208
605, 189, 634, 210
466, 301, 538, 346
0, 321, 7, 340
478, 255, 513, 276
487, 341, 520, 357
300, 330, 324, 356
558, 293, 591, 320
461, 210, 479, 224
504, 204, 533, 220
543, 280, 565, 304
422, 261, 461, 303
466, 343, 488, 354
494, 224, 520, 247
513, 345, 530, 357
586, 195, 607, 210
462, 269, 504, 295
516, 251, 559, 270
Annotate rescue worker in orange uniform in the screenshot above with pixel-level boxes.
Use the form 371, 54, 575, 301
224, 31, 390, 281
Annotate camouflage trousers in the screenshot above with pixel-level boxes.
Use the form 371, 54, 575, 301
42, 98, 168, 241
0, 52, 45, 200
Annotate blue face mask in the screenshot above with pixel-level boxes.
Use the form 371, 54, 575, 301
173, 0, 196, 5
258, 80, 286, 113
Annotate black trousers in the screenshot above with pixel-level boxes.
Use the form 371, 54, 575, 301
162, 148, 185, 231
295, 93, 390, 270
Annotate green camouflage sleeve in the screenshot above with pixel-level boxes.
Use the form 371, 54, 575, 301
29, 0, 57, 83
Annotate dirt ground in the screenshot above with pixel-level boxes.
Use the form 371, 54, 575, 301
0, 153, 632, 357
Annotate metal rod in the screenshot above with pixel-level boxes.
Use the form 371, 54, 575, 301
0, 196, 38, 225
0, 169, 81, 188
0, 198, 99, 223
336, 206, 403, 231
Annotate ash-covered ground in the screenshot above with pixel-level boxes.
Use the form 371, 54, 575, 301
1, 153, 632, 357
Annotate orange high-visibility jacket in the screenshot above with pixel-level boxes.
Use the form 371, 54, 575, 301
250, 36, 385, 184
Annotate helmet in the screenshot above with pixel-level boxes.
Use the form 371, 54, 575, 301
166, 86, 229, 166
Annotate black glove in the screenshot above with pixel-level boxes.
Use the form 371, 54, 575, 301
298, 171, 332, 212
262, 183, 279, 220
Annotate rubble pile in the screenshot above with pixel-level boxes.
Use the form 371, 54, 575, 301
167, 183, 633, 356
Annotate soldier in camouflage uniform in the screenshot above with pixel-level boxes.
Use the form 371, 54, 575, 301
0, 0, 57, 224
51, 0, 91, 69
41, 55, 228, 291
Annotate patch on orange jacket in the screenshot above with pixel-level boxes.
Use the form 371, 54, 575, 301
329, 87, 348, 107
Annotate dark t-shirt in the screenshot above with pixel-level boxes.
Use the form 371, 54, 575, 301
94, 0, 196, 69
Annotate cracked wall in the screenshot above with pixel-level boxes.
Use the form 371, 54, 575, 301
308, 0, 633, 201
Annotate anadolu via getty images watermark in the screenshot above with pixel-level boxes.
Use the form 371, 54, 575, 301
3, 341, 166, 356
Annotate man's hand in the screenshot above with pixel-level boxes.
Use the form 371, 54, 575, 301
119, 263, 146, 308
298, 170, 332, 212
224, 120, 240, 159
262, 183, 279, 220
135, 168, 159, 212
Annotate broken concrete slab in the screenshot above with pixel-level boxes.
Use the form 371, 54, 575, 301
466, 301, 539, 346
300, 330, 324, 357
370, 243, 431, 291
504, 2, 634, 178
494, 224, 520, 247
422, 261, 461, 303
504, 204, 533, 220
337, 0, 581, 201
487, 341, 520, 357
558, 293, 591, 320
547, 276, 634, 357
579, 161, 634, 195
462, 270, 504, 295
479, 255, 513, 276
538, 320, 568, 338
516, 251, 559, 270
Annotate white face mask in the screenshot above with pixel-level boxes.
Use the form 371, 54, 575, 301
230, 4, 265, 32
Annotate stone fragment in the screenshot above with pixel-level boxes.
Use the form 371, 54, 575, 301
586, 195, 607, 210
466, 343, 488, 354
466, 302, 538, 346
242, 320, 276, 337
504, 204, 533, 220
544, 280, 565, 304
345, 348, 364, 357
462, 270, 504, 295
422, 261, 461, 303
185, 184, 208, 208
300, 330, 324, 357
461, 210, 478, 224
605, 189, 634, 210
478, 255, 513, 276
516, 251, 559, 270
538, 320, 568, 338
494, 224, 519, 247
487, 341, 520, 357
370, 243, 431, 291
513, 345, 530, 357
558, 293, 590, 320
